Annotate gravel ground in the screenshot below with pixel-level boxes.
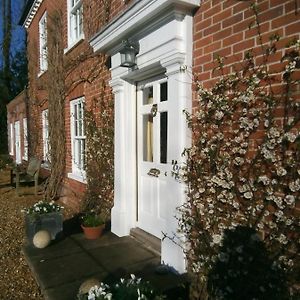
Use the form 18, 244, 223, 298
0, 167, 77, 300
0, 168, 44, 300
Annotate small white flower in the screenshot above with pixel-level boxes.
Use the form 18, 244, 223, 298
264, 119, 269, 128
212, 234, 222, 245
215, 111, 224, 120
284, 195, 295, 206
278, 234, 288, 245
276, 167, 287, 176
289, 179, 300, 192
258, 175, 270, 185
244, 191, 253, 199
285, 132, 296, 143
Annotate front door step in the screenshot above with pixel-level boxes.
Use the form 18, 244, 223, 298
130, 228, 161, 256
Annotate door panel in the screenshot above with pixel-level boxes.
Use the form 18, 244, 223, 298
137, 76, 170, 238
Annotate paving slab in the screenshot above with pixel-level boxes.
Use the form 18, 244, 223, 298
89, 239, 157, 273
23, 236, 83, 261
23, 231, 189, 300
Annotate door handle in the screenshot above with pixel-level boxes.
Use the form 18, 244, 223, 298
148, 168, 160, 177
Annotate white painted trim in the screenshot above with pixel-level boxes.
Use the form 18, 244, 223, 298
70, 97, 86, 177
67, 0, 84, 49
67, 172, 87, 184
24, 0, 45, 29
90, 0, 200, 54
39, 11, 48, 73
14, 121, 22, 164
9, 123, 14, 155
22, 118, 28, 161
64, 38, 84, 55
42, 109, 49, 162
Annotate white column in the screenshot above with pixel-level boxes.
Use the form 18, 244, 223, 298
110, 77, 137, 236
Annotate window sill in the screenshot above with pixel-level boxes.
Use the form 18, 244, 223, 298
38, 69, 47, 78
64, 37, 84, 55
67, 172, 87, 184
42, 162, 51, 170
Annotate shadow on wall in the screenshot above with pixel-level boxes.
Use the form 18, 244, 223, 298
208, 226, 289, 300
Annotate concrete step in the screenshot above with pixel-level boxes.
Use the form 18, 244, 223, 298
130, 227, 161, 256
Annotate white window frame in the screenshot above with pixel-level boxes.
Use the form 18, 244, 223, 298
22, 118, 28, 160
9, 123, 14, 155
39, 12, 48, 74
42, 109, 50, 164
67, 0, 84, 49
68, 97, 86, 182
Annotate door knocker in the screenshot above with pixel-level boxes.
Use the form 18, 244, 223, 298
150, 104, 158, 117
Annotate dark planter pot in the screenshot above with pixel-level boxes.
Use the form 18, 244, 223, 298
81, 224, 105, 239
25, 212, 63, 243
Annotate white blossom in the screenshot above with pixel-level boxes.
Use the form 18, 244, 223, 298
276, 167, 287, 176
212, 234, 222, 245
284, 195, 295, 206
244, 191, 253, 199
289, 179, 300, 192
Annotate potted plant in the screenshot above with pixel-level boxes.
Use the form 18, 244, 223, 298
22, 200, 64, 242
81, 210, 105, 239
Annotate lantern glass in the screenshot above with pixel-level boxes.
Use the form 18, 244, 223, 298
120, 40, 139, 68
120, 49, 136, 67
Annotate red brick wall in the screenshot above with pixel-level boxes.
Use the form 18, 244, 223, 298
193, 0, 300, 88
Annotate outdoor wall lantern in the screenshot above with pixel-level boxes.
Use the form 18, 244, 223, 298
120, 39, 139, 68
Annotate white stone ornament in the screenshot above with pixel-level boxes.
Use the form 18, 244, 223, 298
78, 278, 100, 295
33, 230, 51, 248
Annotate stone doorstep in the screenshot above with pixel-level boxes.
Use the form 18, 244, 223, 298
130, 227, 161, 256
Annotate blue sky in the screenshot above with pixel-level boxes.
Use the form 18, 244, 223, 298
0, 0, 26, 67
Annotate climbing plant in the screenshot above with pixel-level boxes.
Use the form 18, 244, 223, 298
178, 3, 300, 300
45, 10, 66, 200
83, 83, 114, 220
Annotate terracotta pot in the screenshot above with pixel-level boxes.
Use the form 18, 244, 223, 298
81, 224, 105, 239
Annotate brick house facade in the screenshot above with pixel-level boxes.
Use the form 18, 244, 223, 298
8, 0, 299, 272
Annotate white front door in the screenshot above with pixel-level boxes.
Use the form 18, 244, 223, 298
14, 121, 21, 164
137, 76, 172, 238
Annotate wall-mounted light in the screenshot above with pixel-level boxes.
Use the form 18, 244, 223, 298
120, 39, 139, 68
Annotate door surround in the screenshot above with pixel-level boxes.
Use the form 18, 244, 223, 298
90, 0, 199, 273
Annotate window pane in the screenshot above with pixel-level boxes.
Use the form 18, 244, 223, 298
143, 114, 153, 162
160, 82, 167, 102
79, 5, 83, 35
78, 120, 83, 136
82, 139, 86, 169
75, 139, 79, 165
143, 86, 153, 105
160, 112, 168, 163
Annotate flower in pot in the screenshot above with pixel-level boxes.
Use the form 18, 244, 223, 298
22, 200, 64, 242
81, 211, 105, 239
